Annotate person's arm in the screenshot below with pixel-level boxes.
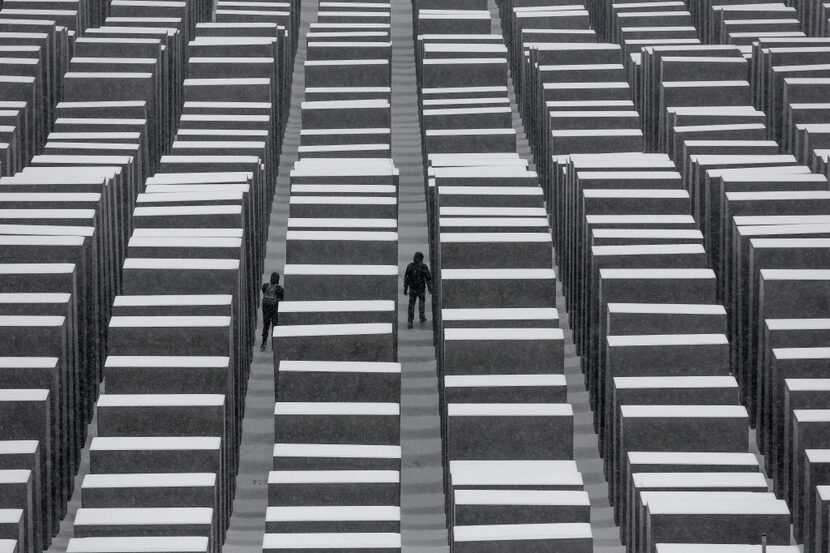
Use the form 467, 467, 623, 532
262, 283, 268, 293
403, 264, 411, 295
277, 285, 284, 301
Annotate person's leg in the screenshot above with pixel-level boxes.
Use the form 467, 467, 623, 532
408, 291, 416, 327
418, 290, 426, 322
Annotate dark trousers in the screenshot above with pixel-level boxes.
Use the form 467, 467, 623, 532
262, 305, 278, 344
408, 289, 426, 322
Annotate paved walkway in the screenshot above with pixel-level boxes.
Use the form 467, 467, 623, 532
390, 0, 450, 551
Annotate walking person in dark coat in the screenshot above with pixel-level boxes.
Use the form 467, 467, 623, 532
260, 271, 284, 351
404, 251, 432, 329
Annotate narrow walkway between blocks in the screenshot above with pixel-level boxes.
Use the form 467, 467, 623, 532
221, 0, 318, 548
45, 415, 96, 551
391, 0, 450, 551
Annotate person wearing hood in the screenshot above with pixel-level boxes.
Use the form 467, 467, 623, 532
403, 251, 432, 329
260, 271, 284, 351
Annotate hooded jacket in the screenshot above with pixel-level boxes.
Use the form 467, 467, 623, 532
404, 255, 432, 293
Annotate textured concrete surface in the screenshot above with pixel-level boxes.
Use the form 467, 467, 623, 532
487, 1, 627, 550
46, 411, 95, 552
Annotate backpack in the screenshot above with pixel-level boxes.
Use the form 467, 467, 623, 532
408, 262, 430, 291
262, 284, 281, 307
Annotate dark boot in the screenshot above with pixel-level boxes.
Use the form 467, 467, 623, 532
407, 320, 413, 329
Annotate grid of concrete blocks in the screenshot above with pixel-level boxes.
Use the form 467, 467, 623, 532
0, 0, 297, 548
4, 0, 830, 552
510, 1, 830, 553
269, 2, 402, 553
